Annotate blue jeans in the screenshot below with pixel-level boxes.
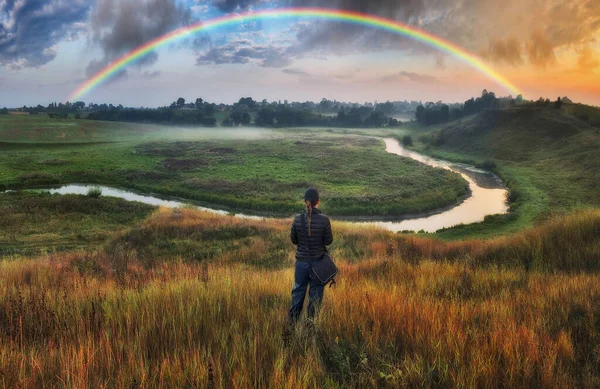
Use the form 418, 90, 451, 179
288, 260, 325, 323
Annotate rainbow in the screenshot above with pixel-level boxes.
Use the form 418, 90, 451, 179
69, 8, 521, 100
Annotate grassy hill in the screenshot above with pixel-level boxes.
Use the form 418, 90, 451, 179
1, 206, 600, 388
411, 103, 600, 237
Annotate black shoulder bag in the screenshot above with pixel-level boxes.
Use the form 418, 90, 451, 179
302, 212, 338, 287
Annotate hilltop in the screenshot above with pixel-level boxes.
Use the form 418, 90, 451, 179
436, 104, 599, 162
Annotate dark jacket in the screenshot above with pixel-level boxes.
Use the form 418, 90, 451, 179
291, 208, 333, 261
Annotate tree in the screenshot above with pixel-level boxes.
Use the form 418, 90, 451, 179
450, 108, 463, 120
176, 97, 185, 108
388, 117, 400, 127
231, 111, 243, 126
195, 98, 203, 109
238, 97, 256, 108
440, 104, 450, 122
416, 105, 425, 123
319, 98, 332, 112
204, 104, 215, 116
365, 110, 386, 127
241, 112, 251, 126
554, 97, 563, 109
464, 98, 476, 115
255, 108, 275, 126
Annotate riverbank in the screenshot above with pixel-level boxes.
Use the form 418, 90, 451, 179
2, 138, 508, 237
395, 105, 600, 238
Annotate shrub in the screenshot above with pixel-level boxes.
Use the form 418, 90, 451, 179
87, 187, 102, 198
402, 135, 413, 147
475, 160, 497, 171
505, 187, 520, 204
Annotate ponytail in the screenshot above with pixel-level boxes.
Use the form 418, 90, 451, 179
305, 200, 313, 236
303, 188, 319, 237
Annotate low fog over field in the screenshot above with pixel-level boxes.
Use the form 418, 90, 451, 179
150, 127, 280, 142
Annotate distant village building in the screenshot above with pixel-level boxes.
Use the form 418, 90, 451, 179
561, 97, 573, 104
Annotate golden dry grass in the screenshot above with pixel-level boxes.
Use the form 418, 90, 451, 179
1, 207, 600, 388
400, 209, 600, 272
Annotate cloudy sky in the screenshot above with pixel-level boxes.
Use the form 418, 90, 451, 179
1, 0, 599, 107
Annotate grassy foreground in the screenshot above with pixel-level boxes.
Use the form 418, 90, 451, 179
1, 207, 600, 388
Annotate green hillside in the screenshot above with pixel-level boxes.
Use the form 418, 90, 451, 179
413, 103, 600, 237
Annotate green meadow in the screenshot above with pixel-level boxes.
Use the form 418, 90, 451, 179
0, 115, 467, 217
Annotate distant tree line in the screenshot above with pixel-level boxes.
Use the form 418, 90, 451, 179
86, 97, 217, 126
415, 90, 517, 126
414, 92, 577, 127
5, 96, 402, 128
317, 98, 421, 116
85, 96, 401, 128
251, 103, 400, 128
7, 92, 575, 128
86, 107, 217, 126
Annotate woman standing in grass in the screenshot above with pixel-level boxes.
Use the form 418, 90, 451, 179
288, 188, 334, 324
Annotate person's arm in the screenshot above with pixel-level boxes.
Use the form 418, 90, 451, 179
290, 218, 298, 245
323, 217, 333, 246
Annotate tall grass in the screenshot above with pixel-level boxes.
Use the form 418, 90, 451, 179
110, 207, 600, 273
1, 252, 598, 387
1, 207, 600, 387
401, 209, 600, 272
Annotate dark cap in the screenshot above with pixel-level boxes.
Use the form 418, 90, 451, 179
304, 188, 320, 204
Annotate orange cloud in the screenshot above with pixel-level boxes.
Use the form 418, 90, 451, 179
526, 30, 556, 68
487, 37, 523, 66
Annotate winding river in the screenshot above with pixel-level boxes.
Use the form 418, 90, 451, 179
43, 138, 508, 233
